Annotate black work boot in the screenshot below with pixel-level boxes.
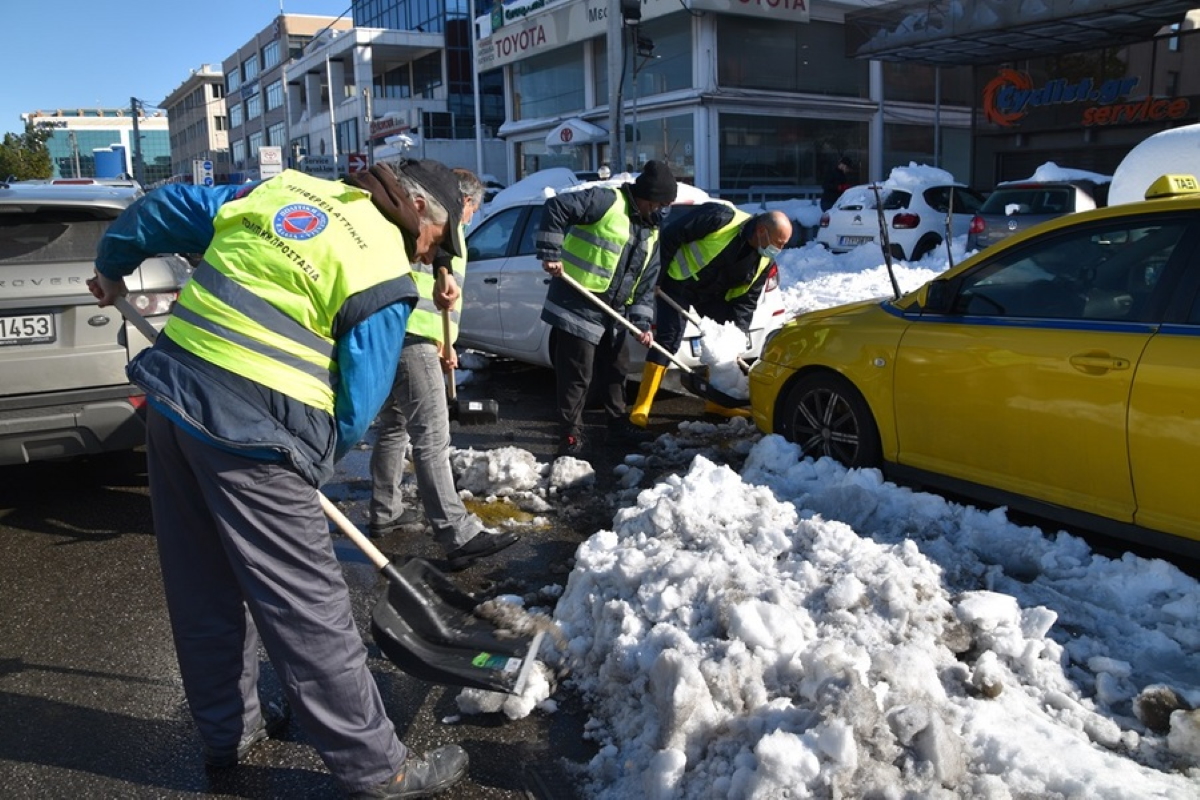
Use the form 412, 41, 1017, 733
351, 745, 469, 798
204, 700, 291, 768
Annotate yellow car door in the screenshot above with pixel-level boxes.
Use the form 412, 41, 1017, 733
893, 214, 1193, 523
1128, 325, 1200, 542
894, 322, 1147, 521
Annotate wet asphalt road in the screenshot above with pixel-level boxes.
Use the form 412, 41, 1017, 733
0, 359, 707, 799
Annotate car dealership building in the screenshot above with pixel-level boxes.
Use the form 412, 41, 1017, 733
475, 0, 1199, 196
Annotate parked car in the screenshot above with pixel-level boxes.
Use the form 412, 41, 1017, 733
750, 173, 1200, 558
967, 178, 1109, 251
0, 179, 190, 465
458, 174, 788, 375
816, 180, 987, 260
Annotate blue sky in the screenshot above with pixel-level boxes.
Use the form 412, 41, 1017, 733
0, 0, 352, 137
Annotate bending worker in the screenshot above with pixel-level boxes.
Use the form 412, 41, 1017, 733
368, 168, 519, 569
629, 205, 793, 427
537, 160, 677, 456
89, 160, 469, 799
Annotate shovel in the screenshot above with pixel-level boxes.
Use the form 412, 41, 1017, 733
442, 307, 499, 425
557, 272, 749, 409
114, 296, 541, 694
656, 288, 753, 377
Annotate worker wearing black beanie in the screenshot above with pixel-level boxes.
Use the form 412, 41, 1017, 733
632, 160, 678, 204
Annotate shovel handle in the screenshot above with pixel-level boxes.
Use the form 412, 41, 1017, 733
112, 296, 397, 575
319, 492, 390, 571
442, 307, 457, 402
114, 296, 162, 343
655, 286, 704, 329
556, 272, 696, 374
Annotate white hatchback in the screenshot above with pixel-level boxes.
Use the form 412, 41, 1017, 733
458, 174, 789, 374
817, 179, 987, 261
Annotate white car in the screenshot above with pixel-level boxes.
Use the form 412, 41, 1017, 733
458, 173, 788, 375
817, 180, 987, 260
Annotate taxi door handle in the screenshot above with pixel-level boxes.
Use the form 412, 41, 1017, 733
1069, 353, 1130, 372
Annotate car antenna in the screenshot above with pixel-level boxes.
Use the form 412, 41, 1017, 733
870, 183, 902, 300
944, 187, 956, 269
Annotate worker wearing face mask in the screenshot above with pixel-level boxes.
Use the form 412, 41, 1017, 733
629, 206, 792, 427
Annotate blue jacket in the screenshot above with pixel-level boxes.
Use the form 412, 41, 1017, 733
94, 182, 414, 485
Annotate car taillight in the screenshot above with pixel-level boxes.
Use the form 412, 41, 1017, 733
892, 213, 920, 229
968, 214, 985, 235
764, 263, 779, 292
819, 212, 830, 228
127, 291, 179, 317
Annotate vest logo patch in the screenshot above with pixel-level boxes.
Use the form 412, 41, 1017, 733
274, 204, 328, 240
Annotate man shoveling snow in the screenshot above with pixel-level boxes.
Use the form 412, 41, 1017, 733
628, 204, 791, 426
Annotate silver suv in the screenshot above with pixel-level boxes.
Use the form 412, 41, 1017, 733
0, 179, 190, 465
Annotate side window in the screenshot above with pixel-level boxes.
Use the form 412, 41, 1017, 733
465, 207, 524, 260
952, 219, 1187, 322
515, 204, 545, 256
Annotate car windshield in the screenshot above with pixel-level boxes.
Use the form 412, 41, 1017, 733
979, 186, 1073, 216
0, 209, 119, 263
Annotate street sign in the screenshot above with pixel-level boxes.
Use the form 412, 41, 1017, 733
300, 154, 337, 179
346, 153, 368, 173
259, 146, 283, 179
192, 159, 214, 187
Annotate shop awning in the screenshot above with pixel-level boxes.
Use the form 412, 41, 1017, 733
844, 0, 1198, 66
545, 118, 608, 148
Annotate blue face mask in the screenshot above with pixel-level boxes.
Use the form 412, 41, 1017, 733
758, 243, 783, 260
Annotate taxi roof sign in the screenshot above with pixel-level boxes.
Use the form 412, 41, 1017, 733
1144, 174, 1200, 200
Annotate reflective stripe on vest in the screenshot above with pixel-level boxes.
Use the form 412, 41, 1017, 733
406, 224, 466, 343
667, 209, 769, 301
166, 169, 413, 413
562, 190, 656, 292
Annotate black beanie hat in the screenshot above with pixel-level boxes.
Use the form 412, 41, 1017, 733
632, 160, 677, 204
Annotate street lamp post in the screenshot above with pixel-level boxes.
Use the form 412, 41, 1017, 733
130, 96, 146, 186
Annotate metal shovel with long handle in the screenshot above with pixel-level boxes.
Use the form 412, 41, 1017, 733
442, 307, 499, 425
113, 296, 541, 694
554, 271, 749, 407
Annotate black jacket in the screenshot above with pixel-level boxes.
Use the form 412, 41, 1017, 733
658, 202, 768, 331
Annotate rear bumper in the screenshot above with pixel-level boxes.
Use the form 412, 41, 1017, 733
0, 385, 148, 465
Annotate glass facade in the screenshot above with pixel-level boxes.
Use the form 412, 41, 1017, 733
718, 19, 869, 97
514, 45, 585, 121
354, 0, 504, 138
594, 15, 692, 108
41, 122, 170, 185
719, 114, 868, 200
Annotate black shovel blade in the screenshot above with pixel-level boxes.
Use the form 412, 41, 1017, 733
679, 368, 750, 409
449, 397, 500, 425
370, 598, 538, 694
380, 558, 530, 657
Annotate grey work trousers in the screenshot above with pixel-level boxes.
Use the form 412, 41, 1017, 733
368, 338, 482, 550
145, 408, 404, 793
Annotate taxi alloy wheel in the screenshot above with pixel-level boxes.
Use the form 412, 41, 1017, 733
778, 372, 881, 469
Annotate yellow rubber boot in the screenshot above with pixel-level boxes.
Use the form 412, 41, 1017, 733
629, 362, 668, 427
704, 400, 752, 419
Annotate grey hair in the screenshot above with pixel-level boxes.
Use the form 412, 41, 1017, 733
390, 167, 449, 226
453, 167, 485, 208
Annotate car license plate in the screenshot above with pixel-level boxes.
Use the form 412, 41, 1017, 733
0, 313, 56, 346
689, 338, 702, 358
838, 235, 875, 247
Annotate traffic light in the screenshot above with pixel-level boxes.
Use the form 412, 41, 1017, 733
621, 0, 641, 24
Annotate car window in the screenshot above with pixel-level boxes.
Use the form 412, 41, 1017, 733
466, 207, 525, 260
882, 190, 911, 210
949, 186, 986, 213
951, 218, 1188, 322
515, 204, 544, 256
0, 209, 120, 263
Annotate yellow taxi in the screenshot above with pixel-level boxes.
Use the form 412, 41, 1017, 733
749, 174, 1200, 558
